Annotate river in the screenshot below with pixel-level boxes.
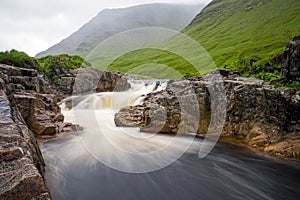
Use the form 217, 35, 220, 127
39, 80, 300, 200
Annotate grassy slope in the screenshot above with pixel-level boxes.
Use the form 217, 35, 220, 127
101, 0, 300, 79
183, 0, 300, 73
105, 48, 200, 79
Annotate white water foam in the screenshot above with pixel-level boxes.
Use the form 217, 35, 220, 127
58, 80, 198, 173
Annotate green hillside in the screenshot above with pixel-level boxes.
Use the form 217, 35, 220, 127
105, 48, 197, 79
183, 0, 300, 78
102, 0, 300, 80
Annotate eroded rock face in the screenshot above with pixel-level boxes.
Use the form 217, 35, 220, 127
115, 106, 147, 128
57, 68, 130, 95
281, 36, 300, 82
97, 70, 130, 92
0, 61, 131, 199
223, 78, 300, 157
0, 63, 132, 199
0, 64, 63, 137
16, 93, 65, 136
0, 87, 51, 199
115, 70, 300, 158
272, 36, 300, 84
0, 64, 130, 135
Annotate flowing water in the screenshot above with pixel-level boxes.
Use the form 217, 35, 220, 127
39, 80, 300, 200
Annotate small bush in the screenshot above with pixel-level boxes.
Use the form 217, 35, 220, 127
0, 49, 39, 69
253, 71, 280, 82
37, 54, 88, 84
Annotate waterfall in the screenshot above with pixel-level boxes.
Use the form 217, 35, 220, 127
61, 80, 166, 111
56, 79, 197, 173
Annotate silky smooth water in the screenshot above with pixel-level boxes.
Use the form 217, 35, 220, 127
39, 80, 300, 200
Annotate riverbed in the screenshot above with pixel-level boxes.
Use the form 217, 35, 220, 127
40, 132, 300, 200
39, 80, 300, 200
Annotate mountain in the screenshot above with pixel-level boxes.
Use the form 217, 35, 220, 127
183, 0, 300, 76
95, 0, 300, 79
36, 3, 203, 58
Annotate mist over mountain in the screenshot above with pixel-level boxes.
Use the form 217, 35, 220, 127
36, 3, 203, 58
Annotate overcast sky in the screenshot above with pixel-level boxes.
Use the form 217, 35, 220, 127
0, 0, 212, 56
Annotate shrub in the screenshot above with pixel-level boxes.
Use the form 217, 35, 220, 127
0, 49, 40, 69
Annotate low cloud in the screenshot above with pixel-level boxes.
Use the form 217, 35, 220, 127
0, 0, 211, 56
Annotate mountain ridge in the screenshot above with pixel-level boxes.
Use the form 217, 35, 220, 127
92, 0, 300, 80
36, 3, 203, 58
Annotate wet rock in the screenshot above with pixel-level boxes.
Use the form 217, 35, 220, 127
0, 64, 73, 198
264, 136, 300, 158
0, 63, 128, 199
0, 147, 24, 162
58, 68, 130, 95
53, 113, 64, 122
0, 64, 64, 137
58, 122, 82, 134
114, 72, 300, 158
115, 106, 145, 127
0, 89, 51, 199
12, 93, 61, 136
97, 70, 130, 92
115, 79, 211, 135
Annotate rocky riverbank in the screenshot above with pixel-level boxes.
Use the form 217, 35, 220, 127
0, 37, 299, 199
0, 65, 52, 199
115, 37, 300, 159
0, 64, 130, 199
115, 70, 300, 158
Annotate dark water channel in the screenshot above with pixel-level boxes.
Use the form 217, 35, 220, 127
40, 133, 300, 200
